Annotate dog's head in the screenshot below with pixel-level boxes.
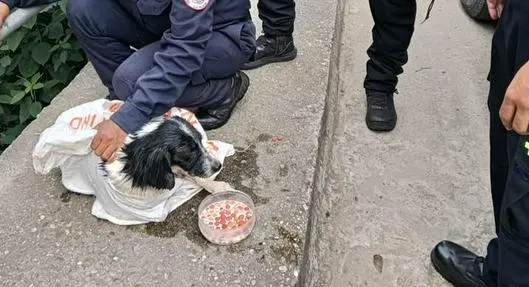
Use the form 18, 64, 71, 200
104, 116, 222, 191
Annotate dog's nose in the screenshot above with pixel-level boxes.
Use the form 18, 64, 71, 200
211, 160, 222, 172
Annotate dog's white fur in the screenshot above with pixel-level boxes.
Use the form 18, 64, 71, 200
104, 115, 224, 198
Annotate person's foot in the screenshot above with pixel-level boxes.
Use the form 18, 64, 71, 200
241, 34, 297, 70
196, 72, 250, 130
431, 240, 487, 287
365, 92, 397, 132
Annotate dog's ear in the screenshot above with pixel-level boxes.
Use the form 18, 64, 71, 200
135, 148, 175, 190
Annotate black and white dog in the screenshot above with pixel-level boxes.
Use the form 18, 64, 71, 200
102, 115, 222, 193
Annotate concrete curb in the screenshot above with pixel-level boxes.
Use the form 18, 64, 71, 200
297, 0, 346, 284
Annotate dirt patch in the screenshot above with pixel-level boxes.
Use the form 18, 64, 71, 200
59, 191, 72, 203
373, 254, 383, 273
131, 190, 211, 247
271, 225, 302, 264
256, 133, 273, 142
216, 144, 269, 205
279, 164, 289, 177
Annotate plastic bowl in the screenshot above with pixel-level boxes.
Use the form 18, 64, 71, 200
198, 190, 255, 245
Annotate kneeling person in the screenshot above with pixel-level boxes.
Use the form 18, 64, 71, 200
66, 0, 256, 161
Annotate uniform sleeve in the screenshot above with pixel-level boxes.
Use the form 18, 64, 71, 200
1, 0, 56, 9
110, 0, 215, 134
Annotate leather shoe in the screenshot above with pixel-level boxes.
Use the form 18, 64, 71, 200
365, 92, 397, 132
431, 240, 487, 287
196, 71, 249, 130
241, 34, 297, 70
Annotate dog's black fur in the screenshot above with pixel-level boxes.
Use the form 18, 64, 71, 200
103, 116, 221, 191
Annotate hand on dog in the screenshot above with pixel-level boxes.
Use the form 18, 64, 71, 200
500, 61, 529, 135
91, 120, 126, 162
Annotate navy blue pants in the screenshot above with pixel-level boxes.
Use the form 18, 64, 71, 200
482, 0, 529, 285
257, 0, 295, 36
66, 0, 255, 108
364, 0, 416, 94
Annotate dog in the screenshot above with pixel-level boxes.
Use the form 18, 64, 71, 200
102, 115, 222, 194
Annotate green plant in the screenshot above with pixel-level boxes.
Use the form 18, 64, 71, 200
0, 0, 87, 153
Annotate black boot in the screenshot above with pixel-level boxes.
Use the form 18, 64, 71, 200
431, 241, 487, 287
365, 92, 397, 132
196, 72, 250, 130
241, 34, 297, 70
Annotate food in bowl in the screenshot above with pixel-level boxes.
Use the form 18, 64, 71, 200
198, 191, 255, 245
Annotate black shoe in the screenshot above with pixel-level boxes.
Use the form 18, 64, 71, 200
241, 34, 297, 70
431, 241, 487, 287
196, 72, 250, 130
365, 92, 397, 132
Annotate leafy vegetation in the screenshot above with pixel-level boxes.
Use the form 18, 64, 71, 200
0, 0, 87, 153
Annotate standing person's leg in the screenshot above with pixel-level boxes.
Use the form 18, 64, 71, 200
486, 0, 529, 283
480, 7, 512, 283
241, 0, 297, 70
492, 133, 529, 285
258, 0, 295, 36
364, 0, 416, 132
430, 1, 529, 286
66, 0, 160, 99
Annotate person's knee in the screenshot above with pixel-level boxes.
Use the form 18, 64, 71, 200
66, 0, 98, 34
111, 62, 136, 101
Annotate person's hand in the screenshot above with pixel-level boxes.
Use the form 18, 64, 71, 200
0, 2, 10, 26
487, 0, 504, 20
90, 120, 127, 161
500, 62, 529, 135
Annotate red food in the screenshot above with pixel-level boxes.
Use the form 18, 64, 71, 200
200, 200, 254, 231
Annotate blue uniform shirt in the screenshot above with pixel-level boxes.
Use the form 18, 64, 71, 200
110, 0, 251, 134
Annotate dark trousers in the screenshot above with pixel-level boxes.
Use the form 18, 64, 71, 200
482, 0, 529, 285
364, 0, 416, 94
66, 0, 255, 108
257, 0, 295, 36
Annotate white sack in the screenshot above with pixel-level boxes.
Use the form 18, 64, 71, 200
33, 99, 234, 225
